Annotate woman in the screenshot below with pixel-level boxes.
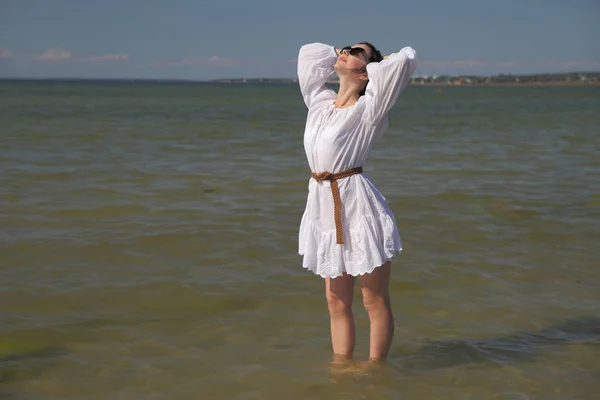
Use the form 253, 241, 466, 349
297, 41, 417, 362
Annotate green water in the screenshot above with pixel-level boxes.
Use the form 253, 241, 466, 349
1, 81, 599, 399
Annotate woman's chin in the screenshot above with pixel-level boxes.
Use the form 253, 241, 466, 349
334, 65, 350, 76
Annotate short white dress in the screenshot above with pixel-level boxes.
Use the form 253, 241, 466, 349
297, 42, 417, 279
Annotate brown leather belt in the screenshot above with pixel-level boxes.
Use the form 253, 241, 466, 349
311, 166, 363, 244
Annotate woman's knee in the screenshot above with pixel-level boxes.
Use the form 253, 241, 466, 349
359, 262, 392, 314
326, 291, 353, 315
325, 276, 354, 316
362, 292, 390, 315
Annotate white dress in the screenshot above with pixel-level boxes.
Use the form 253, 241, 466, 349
297, 42, 417, 279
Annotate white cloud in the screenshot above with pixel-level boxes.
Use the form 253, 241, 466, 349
420, 59, 600, 72
76, 54, 129, 62
150, 56, 246, 67
0, 47, 14, 59
36, 47, 72, 61
452, 60, 486, 67
34, 48, 129, 62
421, 60, 488, 68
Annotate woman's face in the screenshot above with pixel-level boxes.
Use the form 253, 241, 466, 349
336, 44, 371, 72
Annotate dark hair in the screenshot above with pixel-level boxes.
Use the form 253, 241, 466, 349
358, 41, 383, 96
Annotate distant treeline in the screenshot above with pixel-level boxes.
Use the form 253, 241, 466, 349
210, 71, 600, 85
412, 71, 600, 85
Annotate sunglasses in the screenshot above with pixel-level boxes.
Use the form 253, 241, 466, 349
340, 46, 369, 62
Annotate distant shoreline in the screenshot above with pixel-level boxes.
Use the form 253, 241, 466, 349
207, 80, 600, 87
208, 71, 600, 86
208, 81, 600, 87
1, 72, 599, 87
414, 81, 600, 87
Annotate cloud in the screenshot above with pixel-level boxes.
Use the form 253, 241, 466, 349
530, 60, 599, 69
421, 60, 487, 68
150, 56, 251, 67
36, 47, 72, 61
452, 60, 486, 67
76, 54, 129, 62
496, 60, 600, 71
498, 61, 518, 68
420, 59, 600, 73
33, 47, 128, 62
420, 60, 448, 69
0, 47, 13, 59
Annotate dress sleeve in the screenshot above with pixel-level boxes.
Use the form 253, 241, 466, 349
363, 46, 417, 123
297, 43, 338, 109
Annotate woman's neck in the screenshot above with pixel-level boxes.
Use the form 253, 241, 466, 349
334, 81, 362, 109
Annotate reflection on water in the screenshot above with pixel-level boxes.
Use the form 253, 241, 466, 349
397, 316, 600, 372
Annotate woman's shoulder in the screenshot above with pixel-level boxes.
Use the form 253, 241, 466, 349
307, 89, 337, 109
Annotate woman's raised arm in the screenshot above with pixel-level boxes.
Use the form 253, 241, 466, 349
297, 43, 338, 109
362, 46, 417, 123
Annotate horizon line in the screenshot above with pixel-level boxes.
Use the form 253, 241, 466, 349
1, 70, 599, 82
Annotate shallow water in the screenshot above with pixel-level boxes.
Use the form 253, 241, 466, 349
1, 81, 600, 399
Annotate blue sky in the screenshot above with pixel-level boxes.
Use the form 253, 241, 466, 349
1, 0, 599, 80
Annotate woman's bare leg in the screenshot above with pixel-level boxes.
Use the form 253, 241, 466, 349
325, 274, 355, 360
359, 261, 394, 361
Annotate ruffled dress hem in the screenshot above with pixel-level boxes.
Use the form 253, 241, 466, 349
300, 249, 402, 279
298, 214, 402, 279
